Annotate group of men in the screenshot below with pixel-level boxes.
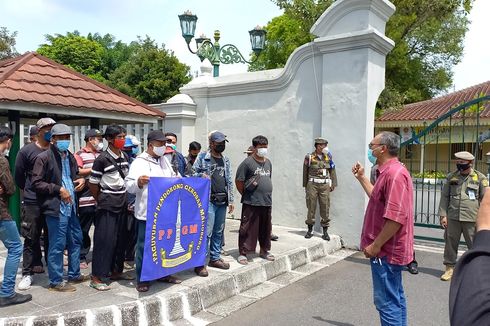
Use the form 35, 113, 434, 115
0, 118, 277, 303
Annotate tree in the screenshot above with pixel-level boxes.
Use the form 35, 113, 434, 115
37, 32, 105, 81
107, 37, 191, 104
0, 27, 19, 60
250, 0, 474, 111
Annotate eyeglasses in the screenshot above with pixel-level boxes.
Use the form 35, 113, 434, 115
368, 143, 385, 149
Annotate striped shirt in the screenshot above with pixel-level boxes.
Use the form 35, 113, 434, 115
89, 148, 129, 213
75, 146, 100, 207
360, 158, 414, 266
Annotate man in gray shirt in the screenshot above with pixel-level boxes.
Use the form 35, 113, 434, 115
235, 135, 274, 264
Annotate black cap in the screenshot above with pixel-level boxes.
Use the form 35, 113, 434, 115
29, 126, 39, 136
147, 130, 166, 142
84, 128, 103, 141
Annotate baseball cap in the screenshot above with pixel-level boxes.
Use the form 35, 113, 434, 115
84, 128, 103, 141
147, 130, 167, 142
50, 124, 72, 136
210, 131, 228, 143
29, 126, 39, 136
36, 117, 56, 129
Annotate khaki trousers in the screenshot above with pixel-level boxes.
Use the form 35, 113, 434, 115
305, 181, 330, 227
443, 218, 475, 266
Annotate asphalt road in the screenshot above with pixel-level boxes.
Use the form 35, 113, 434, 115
214, 249, 449, 326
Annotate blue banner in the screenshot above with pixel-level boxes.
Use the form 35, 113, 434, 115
141, 177, 210, 282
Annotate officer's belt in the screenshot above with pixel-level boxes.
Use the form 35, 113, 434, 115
309, 177, 330, 184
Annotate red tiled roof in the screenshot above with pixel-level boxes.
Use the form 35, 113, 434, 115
0, 52, 165, 119
377, 80, 490, 122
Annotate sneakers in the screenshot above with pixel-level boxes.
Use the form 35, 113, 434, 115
18, 275, 32, 291
194, 266, 209, 277
0, 292, 32, 307
440, 266, 454, 281
49, 282, 76, 292
271, 234, 279, 241
208, 258, 230, 270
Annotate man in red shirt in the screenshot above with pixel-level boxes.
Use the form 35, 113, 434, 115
352, 131, 414, 326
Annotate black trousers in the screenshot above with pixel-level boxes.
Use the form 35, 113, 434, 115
239, 204, 272, 256
78, 205, 96, 262
92, 209, 127, 278
124, 212, 137, 261
21, 204, 48, 275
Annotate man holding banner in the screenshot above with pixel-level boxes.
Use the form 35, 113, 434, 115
125, 130, 183, 292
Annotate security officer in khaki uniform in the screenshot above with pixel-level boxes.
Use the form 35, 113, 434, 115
303, 137, 337, 240
438, 151, 488, 281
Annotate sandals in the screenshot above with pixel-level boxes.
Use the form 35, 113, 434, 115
157, 275, 182, 284
260, 252, 275, 261
136, 282, 150, 292
89, 281, 111, 291
237, 255, 248, 265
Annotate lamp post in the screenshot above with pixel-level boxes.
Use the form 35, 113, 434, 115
178, 10, 267, 77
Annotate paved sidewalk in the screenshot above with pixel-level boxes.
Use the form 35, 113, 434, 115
0, 219, 348, 325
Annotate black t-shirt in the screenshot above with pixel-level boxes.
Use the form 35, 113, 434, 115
14, 143, 46, 204
210, 156, 226, 194
236, 156, 273, 206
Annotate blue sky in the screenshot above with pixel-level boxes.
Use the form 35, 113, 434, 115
1, 0, 487, 90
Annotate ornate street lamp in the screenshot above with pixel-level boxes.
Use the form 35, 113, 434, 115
178, 11, 267, 77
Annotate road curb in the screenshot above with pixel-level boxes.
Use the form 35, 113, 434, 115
1, 235, 346, 326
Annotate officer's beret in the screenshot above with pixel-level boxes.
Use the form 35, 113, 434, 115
314, 137, 328, 144
454, 151, 474, 161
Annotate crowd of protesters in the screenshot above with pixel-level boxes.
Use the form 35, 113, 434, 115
0, 118, 275, 305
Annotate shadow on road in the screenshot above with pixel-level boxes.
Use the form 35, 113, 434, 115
312, 316, 355, 326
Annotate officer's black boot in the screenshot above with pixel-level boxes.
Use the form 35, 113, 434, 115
322, 227, 330, 241
304, 225, 313, 239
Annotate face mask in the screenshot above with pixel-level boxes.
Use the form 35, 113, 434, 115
257, 148, 268, 157
322, 147, 329, 154
214, 143, 225, 153
96, 142, 104, 151
456, 163, 471, 171
3, 149, 9, 157
56, 140, 70, 152
44, 131, 52, 142
367, 148, 377, 165
114, 138, 125, 149
153, 145, 166, 157
166, 143, 177, 151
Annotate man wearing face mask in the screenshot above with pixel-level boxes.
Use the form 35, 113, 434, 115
125, 130, 182, 292
31, 124, 88, 292
15, 117, 56, 290
89, 124, 133, 291
236, 135, 274, 265
185, 141, 201, 176
123, 135, 141, 164
74, 128, 103, 269
438, 151, 488, 281
0, 126, 33, 306
192, 131, 234, 276
303, 137, 337, 240
165, 132, 186, 177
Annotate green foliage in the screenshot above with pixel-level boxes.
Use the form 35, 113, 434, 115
38, 32, 105, 80
37, 32, 191, 104
251, 0, 473, 111
412, 170, 447, 179
0, 27, 19, 60
108, 37, 191, 104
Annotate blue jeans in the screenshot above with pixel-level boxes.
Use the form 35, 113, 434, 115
46, 209, 83, 286
207, 202, 227, 261
370, 257, 407, 326
0, 220, 22, 297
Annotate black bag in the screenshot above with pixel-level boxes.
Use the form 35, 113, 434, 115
244, 173, 261, 191
211, 192, 228, 205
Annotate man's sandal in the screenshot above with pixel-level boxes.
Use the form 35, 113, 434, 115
89, 281, 111, 291
260, 252, 275, 261
237, 255, 248, 265
136, 282, 150, 292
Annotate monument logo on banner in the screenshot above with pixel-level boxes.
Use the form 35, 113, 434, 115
141, 177, 210, 282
